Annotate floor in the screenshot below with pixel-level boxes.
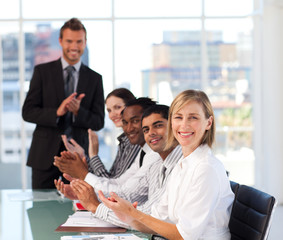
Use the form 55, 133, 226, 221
267, 204, 283, 239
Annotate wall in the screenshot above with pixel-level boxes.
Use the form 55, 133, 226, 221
255, 0, 283, 203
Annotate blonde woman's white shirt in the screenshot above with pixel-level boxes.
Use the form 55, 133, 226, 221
151, 144, 234, 240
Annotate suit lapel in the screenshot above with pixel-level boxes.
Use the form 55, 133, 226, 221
53, 59, 65, 104
53, 61, 89, 103
76, 63, 89, 94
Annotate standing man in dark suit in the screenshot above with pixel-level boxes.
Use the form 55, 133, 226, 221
22, 18, 105, 189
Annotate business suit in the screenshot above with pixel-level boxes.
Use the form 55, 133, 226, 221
22, 58, 105, 188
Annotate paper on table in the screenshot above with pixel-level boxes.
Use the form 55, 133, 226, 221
62, 211, 118, 227
61, 233, 143, 240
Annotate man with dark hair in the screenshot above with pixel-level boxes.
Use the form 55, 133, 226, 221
125, 97, 157, 109
55, 98, 161, 198
22, 18, 105, 189
55, 97, 157, 184
66, 104, 182, 229
141, 104, 169, 122
59, 18, 86, 39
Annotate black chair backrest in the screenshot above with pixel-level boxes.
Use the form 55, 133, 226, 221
229, 184, 276, 240
230, 180, 240, 195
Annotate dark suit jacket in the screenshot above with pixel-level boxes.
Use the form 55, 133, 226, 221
22, 58, 105, 170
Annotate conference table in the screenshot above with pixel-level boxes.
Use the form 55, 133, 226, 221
0, 189, 150, 240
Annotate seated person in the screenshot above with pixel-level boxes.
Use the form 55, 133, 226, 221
55, 98, 159, 205
64, 105, 183, 228
58, 88, 140, 178
94, 90, 234, 240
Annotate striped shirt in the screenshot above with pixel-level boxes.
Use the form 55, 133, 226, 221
84, 143, 160, 195
88, 133, 140, 178
93, 145, 183, 228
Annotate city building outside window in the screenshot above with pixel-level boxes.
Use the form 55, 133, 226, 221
0, 0, 255, 188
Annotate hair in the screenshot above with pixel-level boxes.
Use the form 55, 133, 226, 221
124, 97, 157, 113
166, 89, 215, 150
141, 104, 169, 122
60, 18, 87, 39
105, 88, 136, 105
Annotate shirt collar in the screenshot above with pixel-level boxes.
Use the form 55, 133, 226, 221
118, 132, 131, 146
142, 142, 152, 154
179, 144, 211, 169
61, 57, 81, 72
117, 132, 126, 142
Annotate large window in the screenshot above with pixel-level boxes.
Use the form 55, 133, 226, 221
0, 0, 255, 188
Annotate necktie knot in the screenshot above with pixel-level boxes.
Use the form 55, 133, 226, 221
66, 65, 75, 75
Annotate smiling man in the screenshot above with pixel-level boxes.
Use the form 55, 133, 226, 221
55, 97, 159, 200
69, 105, 183, 229
82, 97, 158, 190
22, 18, 105, 189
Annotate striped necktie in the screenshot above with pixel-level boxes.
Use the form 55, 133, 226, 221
64, 65, 75, 138
65, 65, 75, 97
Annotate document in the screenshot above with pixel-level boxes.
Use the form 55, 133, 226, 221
61, 233, 143, 240
62, 211, 118, 227
56, 210, 126, 232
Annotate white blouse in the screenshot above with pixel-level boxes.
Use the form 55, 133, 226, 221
151, 144, 234, 240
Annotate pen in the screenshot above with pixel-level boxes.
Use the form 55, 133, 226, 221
56, 190, 64, 198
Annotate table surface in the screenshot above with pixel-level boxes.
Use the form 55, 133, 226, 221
0, 189, 150, 240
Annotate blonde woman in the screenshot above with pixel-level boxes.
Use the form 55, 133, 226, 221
98, 89, 234, 240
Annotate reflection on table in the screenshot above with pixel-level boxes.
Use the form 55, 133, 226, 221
0, 189, 150, 240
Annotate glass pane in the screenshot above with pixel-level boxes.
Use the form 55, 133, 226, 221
0, 0, 19, 19
205, 18, 254, 185
83, 21, 113, 96
115, 0, 201, 17
23, 21, 113, 92
22, 0, 111, 18
83, 21, 115, 167
0, 22, 23, 188
205, 0, 253, 16
115, 19, 201, 106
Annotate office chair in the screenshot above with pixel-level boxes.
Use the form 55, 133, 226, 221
230, 180, 240, 195
229, 184, 276, 240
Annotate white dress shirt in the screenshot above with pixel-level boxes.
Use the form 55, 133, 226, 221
151, 144, 234, 240
84, 143, 159, 197
94, 145, 183, 228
